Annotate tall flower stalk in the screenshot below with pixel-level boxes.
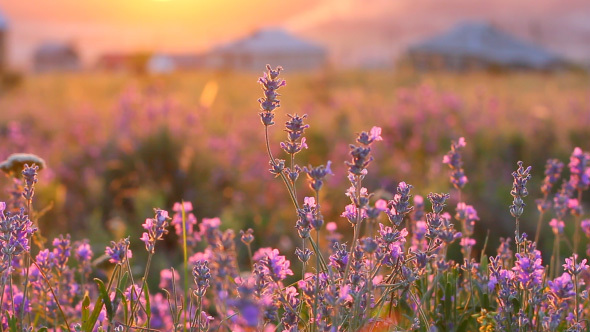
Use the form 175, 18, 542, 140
510, 161, 531, 253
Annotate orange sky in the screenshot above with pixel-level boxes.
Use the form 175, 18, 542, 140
0, 0, 588, 69
0, 0, 318, 68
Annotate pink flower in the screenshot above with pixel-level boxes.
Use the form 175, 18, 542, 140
369, 126, 383, 142
303, 196, 316, 208
375, 199, 388, 211
326, 222, 338, 232
549, 219, 565, 235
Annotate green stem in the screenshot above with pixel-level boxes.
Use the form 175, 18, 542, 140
573, 189, 583, 254
29, 258, 72, 332
181, 202, 190, 332
127, 253, 153, 329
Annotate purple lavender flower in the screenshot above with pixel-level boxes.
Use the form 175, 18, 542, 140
240, 228, 254, 245
582, 219, 590, 238
304, 161, 333, 192
258, 65, 286, 126
385, 182, 414, 226
21, 163, 39, 201
512, 250, 544, 288
510, 161, 532, 218
51, 234, 71, 271
568, 147, 590, 191
281, 114, 309, 166
549, 218, 565, 235
229, 279, 265, 328
378, 223, 408, 244
150, 293, 173, 329
105, 237, 132, 264
262, 249, 293, 282
341, 204, 367, 224
140, 208, 170, 253
74, 240, 93, 263
329, 242, 349, 274
563, 254, 588, 275
295, 247, 313, 263
0, 206, 37, 259
455, 202, 478, 237
171, 201, 199, 245
548, 273, 575, 299
356, 126, 383, 145
192, 260, 211, 296
199, 217, 221, 244
541, 159, 564, 196
443, 137, 468, 189
280, 286, 300, 330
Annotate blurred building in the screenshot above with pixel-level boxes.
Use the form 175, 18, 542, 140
0, 8, 8, 72
406, 22, 563, 71
96, 53, 132, 72
33, 42, 81, 73
206, 28, 327, 71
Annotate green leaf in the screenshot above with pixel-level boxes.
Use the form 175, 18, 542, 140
36, 328, 48, 332
95, 278, 114, 321
143, 282, 152, 322
118, 271, 129, 290
82, 296, 103, 332
7, 313, 17, 332
117, 288, 129, 324
457, 315, 475, 332
444, 282, 452, 319
81, 292, 91, 324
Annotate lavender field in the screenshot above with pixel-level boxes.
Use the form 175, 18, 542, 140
1, 66, 590, 331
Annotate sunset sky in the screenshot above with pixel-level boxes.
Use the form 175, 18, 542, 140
0, 0, 317, 68
0, 0, 588, 69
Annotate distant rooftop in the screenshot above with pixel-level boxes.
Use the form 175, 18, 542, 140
409, 22, 562, 68
0, 8, 8, 30
213, 28, 325, 55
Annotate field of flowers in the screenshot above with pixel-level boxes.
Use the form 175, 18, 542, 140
0, 66, 589, 331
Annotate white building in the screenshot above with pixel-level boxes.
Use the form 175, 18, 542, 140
407, 22, 563, 71
207, 28, 326, 71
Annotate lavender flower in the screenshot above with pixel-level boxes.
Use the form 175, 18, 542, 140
548, 273, 575, 299
541, 159, 564, 196
563, 254, 588, 276
385, 182, 414, 226
443, 137, 468, 189
240, 228, 254, 245
512, 250, 544, 288
140, 208, 170, 253
356, 126, 383, 145
74, 240, 93, 263
304, 161, 333, 192
21, 164, 39, 201
568, 147, 590, 191
0, 205, 37, 259
192, 260, 211, 296
281, 114, 309, 159
258, 65, 286, 126
295, 247, 313, 263
549, 218, 565, 235
171, 201, 199, 246
510, 161, 531, 218
51, 234, 71, 271
105, 237, 132, 264
455, 202, 479, 237
261, 249, 293, 282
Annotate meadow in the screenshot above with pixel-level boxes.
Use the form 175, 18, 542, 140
0, 67, 589, 331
